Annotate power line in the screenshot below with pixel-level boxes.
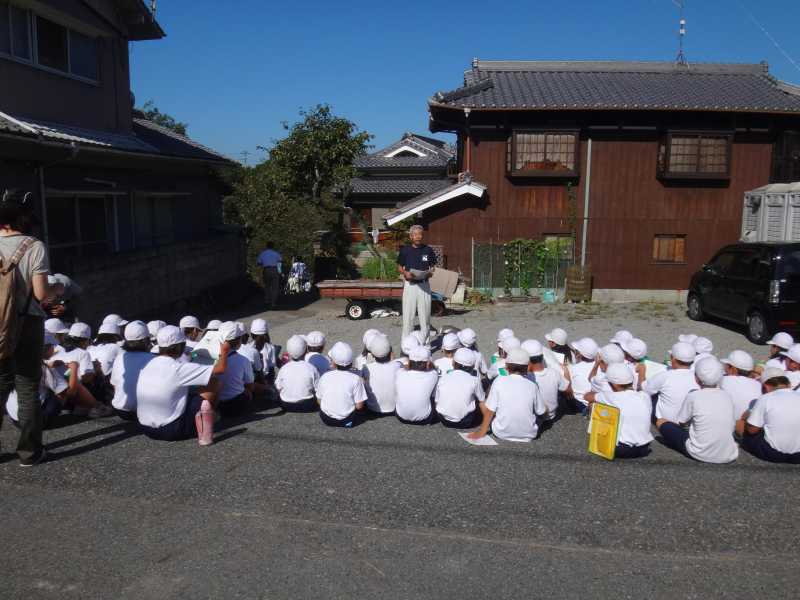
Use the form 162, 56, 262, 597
737, 1, 800, 75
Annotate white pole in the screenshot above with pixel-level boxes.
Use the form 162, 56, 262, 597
581, 137, 592, 267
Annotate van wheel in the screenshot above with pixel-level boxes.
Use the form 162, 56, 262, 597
746, 311, 769, 344
687, 293, 704, 321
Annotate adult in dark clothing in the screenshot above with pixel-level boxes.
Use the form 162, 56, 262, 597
396, 225, 436, 341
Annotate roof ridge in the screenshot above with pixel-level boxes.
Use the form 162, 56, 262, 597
471, 59, 769, 76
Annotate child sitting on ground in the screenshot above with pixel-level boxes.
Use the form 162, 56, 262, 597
316, 342, 367, 427
110, 321, 155, 421
488, 336, 521, 380
395, 346, 438, 424
720, 350, 761, 421
435, 348, 484, 428
565, 337, 599, 415
396, 334, 421, 368
644, 342, 699, 422
469, 348, 546, 442
521, 340, 568, 423
434, 333, 460, 375
247, 319, 276, 383
361, 334, 401, 416
214, 322, 255, 417
51, 323, 99, 405
457, 328, 488, 379
305, 331, 330, 374
179, 316, 203, 350
544, 327, 571, 367
761, 332, 793, 371
354, 329, 380, 371
274, 335, 319, 412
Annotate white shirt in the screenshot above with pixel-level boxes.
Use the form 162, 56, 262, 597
136, 356, 213, 428
6, 365, 67, 421
219, 352, 255, 401
472, 350, 489, 377
788, 370, 800, 390
598, 390, 654, 447
435, 369, 484, 423
434, 356, 454, 375
275, 359, 319, 402
395, 369, 438, 421
644, 368, 699, 422
316, 369, 367, 420
306, 352, 331, 375
720, 375, 762, 419
487, 357, 507, 380
354, 353, 373, 371
486, 374, 545, 441
531, 366, 569, 420
237, 344, 263, 374
675, 388, 739, 463
362, 361, 402, 413
256, 342, 276, 371
52, 347, 94, 378
110, 350, 155, 412
747, 388, 800, 454
89, 344, 121, 377
568, 361, 595, 405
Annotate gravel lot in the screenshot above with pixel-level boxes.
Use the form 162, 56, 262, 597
1, 298, 796, 600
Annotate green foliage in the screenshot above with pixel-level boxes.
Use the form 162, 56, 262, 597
565, 182, 578, 263
359, 251, 400, 281
137, 100, 188, 135
503, 238, 561, 296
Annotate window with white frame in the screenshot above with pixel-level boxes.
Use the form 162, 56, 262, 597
0, 3, 98, 82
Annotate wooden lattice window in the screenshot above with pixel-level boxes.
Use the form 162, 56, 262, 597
658, 132, 732, 179
507, 130, 579, 177
653, 234, 686, 264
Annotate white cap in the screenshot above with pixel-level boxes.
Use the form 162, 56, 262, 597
44, 318, 69, 335
610, 330, 633, 345
621, 338, 648, 361
678, 333, 698, 344
506, 348, 530, 366
720, 350, 755, 372
442, 333, 461, 351
693, 336, 714, 355
545, 328, 568, 346
362, 329, 380, 347
409, 346, 431, 363
606, 363, 635, 385
670, 342, 697, 363
497, 328, 515, 343
599, 343, 625, 365
766, 332, 794, 350
368, 334, 391, 359
499, 336, 521, 353
68, 322, 91, 339
570, 337, 599, 360
156, 325, 186, 348
207, 319, 222, 331
43, 332, 57, 347
401, 334, 421, 355
694, 356, 724, 387
411, 330, 427, 347
147, 320, 166, 338
98, 322, 121, 336
781, 343, 800, 364
457, 328, 477, 347
521, 339, 543, 357
328, 341, 354, 367
286, 335, 307, 359
250, 318, 268, 335
103, 313, 128, 326
179, 315, 200, 330
453, 347, 476, 367
761, 367, 788, 383
218, 321, 242, 342
306, 331, 326, 348
124, 320, 150, 342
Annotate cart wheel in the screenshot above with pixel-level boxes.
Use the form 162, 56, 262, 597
346, 301, 367, 320
432, 300, 446, 317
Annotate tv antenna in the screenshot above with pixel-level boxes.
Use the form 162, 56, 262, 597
240, 150, 251, 165
673, 0, 688, 66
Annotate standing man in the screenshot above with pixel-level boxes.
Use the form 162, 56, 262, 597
397, 225, 436, 342
257, 241, 282, 310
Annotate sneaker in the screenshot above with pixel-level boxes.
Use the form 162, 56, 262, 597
88, 403, 115, 419
19, 448, 48, 468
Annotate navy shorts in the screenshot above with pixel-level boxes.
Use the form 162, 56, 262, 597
437, 408, 479, 429
279, 396, 318, 413
218, 393, 250, 418
141, 395, 203, 441
742, 431, 800, 464
615, 443, 651, 459
659, 422, 690, 456
319, 410, 362, 428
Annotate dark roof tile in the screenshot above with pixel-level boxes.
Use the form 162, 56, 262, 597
349, 177, 452, 196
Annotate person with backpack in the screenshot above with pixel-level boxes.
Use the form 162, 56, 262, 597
0, 190, 64, 466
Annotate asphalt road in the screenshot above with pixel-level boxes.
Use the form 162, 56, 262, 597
1, 301, 797, 599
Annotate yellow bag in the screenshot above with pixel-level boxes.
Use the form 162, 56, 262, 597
588, 402, 621, 460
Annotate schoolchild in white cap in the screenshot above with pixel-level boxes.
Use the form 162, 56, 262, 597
305, 331, 330, 375
781, 344, 800, 389
434, 347, 484, 428
583, 343, 625, 405
457, 328, 488, 378
109, 321, 154, 420
719, 350, 761, 420
395, 346, 438, 424
248, 319, 276, 383
50, 322, 96, 394
354, 329, 380, 371
691, 337, 715, 371
275, 335, 319, 412
565, 337, 599, 415
206, 320, 222, 331
522, 339, 568, 423
179, 316, 202, 349
488, 336, 521, 380
763, 332, 794, 370
469, 348, 546, 442
317, 342, 367, 427
236, 324, 264, 381
610, 330, 633, 347
397, 334, 421, 368
644, 342, 699, 422
214, 322, 255, 417
620, 338, 648, 387
656, 357, 738, 464
89, 322, 123, 380
593, 363, 653, 459
434, 332, 461, 375
740, 369, 800, 464
361, 334, 402, 416
491, 328, 515, 362
44, 318, 69, 351
544, 327, 571, 366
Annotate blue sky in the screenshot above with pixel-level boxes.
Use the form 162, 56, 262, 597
129, 0, 800, 163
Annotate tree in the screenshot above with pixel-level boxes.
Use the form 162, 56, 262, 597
137, 100, 189, 136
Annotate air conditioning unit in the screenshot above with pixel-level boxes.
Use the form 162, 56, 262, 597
741, 182, 800, 242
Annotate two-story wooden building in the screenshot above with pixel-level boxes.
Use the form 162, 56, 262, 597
386, 59, 800, 300
0, 0, 239, 323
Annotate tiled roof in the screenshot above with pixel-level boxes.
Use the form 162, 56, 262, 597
383, 176, 487, 226
133, 119, 233, 162
349, 177, 452, 196
430, 60, 800, 114
354, 132, 454, 169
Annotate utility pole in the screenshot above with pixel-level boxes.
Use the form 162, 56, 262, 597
240, 150, 251, 165
674, 0, 688, 66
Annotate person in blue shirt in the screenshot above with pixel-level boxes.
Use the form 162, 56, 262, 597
257, 242, 282, 309
396, 225, 436, 341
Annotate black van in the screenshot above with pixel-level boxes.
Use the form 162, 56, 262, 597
687, 242, 800, 344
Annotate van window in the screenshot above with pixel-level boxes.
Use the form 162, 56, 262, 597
777, 249, 800, 279
709, 252, 736, 274
727, 250, 760, 278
